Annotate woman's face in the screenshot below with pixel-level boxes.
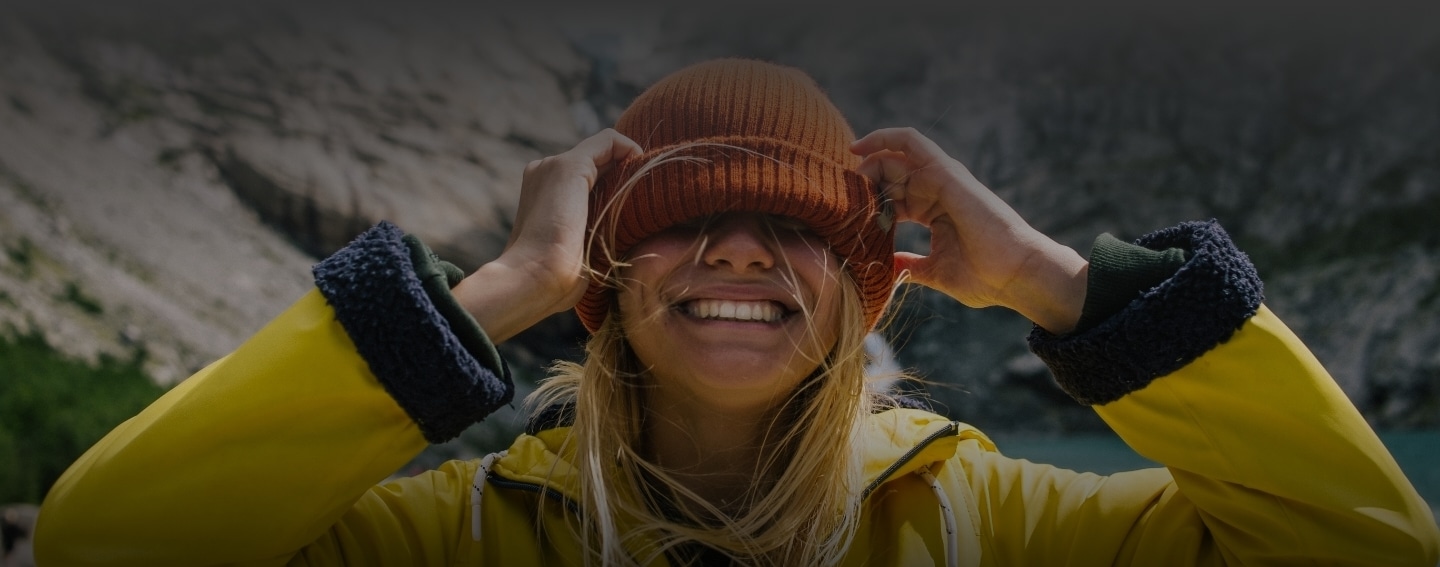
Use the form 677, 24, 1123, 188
617, 212, 844, 412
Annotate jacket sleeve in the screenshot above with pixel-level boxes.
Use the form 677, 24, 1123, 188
962, 221, 1440, 566
34, 222, 512, 566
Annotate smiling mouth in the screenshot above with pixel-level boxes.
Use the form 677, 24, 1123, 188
679, 299, 790, 323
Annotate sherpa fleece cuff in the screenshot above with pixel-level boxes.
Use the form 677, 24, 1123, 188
313, 221, 513, 443
1027, 220, 1263, 405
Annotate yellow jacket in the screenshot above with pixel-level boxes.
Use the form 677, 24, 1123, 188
33, 293, 1440, 566
33, 222, 1440, 565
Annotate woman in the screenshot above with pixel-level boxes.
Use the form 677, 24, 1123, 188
34, 59, 1439, 566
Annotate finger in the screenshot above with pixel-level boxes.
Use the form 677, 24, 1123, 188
893, 251, 934, 287
890, 199, 923, 226
855, 149, 910, 184
860, 151, 943, 225
856, 151, 916, 201
851, 127, 949, 164
509, 133, 639, 247
573, 128, 643, 178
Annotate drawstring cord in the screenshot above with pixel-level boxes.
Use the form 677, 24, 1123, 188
917, 465, 960, 567
471, 451, 506, 542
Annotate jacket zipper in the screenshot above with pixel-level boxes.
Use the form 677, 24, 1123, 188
860, 421, 962, 501
486, 474, 582, 515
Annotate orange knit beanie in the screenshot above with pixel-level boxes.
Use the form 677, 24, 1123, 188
576, 58, 896, 333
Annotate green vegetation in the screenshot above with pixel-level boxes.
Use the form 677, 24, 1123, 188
58, 281, 103, 315
4, 237, 35, 275
0, 333, 164, 503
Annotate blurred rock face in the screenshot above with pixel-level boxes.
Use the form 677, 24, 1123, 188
0, 2, 1436, 431
0, 2, 589, 384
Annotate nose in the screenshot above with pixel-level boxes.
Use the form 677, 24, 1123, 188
700, 214, 776, 273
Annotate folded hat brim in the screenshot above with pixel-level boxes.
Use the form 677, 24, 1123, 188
577, 136, 895, 333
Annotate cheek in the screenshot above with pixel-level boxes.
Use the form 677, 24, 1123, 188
798, 252, 844, 309
621, 235, 697, 284
813, 293, 843, 350
795, 256, 847, 346
614, 253, 683, 332
615, 277, 661, 330
615, 242, 676, 301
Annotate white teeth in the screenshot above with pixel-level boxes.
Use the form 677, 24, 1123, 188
685, 299, 783, 322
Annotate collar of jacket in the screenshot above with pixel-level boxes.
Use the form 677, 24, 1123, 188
487, 407, 996, 508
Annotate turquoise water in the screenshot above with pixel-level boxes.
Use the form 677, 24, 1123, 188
991, 430, 1440, 521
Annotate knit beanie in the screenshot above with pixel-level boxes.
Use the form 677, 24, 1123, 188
577, 58, 896, 333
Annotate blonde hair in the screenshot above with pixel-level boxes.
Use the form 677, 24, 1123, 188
528, 282, 877, 566
524, 146, 897, 566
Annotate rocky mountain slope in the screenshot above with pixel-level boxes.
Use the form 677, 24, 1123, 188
2, 2, 1437, 434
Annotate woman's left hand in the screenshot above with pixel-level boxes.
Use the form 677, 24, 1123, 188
852, 127, 1088, 334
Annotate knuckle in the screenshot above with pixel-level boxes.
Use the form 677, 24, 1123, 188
531, 155, 568, 172
531, 155, 594, 180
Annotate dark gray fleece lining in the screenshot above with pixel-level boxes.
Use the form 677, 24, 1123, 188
1027, 220, 1264, 406
313, 222, 513, 443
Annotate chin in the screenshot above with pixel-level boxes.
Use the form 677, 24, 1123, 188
677, 363, 816, 409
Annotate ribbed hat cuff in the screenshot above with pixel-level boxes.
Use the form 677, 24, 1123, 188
577, 138, 894, 333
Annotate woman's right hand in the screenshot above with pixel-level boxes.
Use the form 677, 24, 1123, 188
453, 128, 642, 343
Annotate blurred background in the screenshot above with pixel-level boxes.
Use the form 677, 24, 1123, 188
2, 1, 1438, 561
